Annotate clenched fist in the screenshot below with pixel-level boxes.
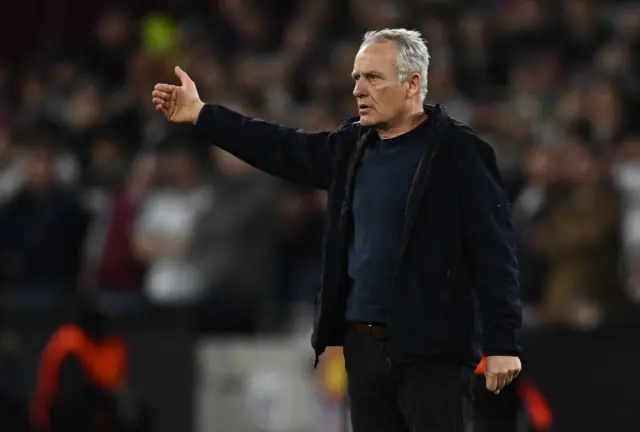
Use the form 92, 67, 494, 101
152, 66, 205, 124
484, 355, 521, 394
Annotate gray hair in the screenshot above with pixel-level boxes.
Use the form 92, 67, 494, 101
360, 28, 430, 102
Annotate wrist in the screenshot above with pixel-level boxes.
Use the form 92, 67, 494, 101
192, 101, 205, 125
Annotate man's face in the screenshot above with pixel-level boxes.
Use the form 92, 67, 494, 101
352, 40, 407, 127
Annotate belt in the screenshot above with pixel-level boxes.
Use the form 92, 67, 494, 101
352, 323, 389, 340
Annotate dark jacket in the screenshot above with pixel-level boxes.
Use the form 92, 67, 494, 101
195, 103, 522, 367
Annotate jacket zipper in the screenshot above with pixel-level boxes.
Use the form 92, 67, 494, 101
387, 147, 438, 366
398, 149, 437, 261
405, 151, 428, 218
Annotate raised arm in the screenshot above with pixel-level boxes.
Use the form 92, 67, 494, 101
152, 66, 340, 190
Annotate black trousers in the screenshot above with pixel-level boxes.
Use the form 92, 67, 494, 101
343, 326, 475, 432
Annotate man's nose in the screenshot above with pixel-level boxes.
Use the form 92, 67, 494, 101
353, 81, 367, 98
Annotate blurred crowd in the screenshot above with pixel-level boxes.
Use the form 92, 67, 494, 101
0, 0, 639, 336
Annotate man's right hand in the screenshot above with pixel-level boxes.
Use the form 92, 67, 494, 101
152, 66, 205, 124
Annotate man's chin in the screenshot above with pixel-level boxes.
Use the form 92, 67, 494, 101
359, 114, 376, 126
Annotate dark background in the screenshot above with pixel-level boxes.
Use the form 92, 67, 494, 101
1, 0, 640, 430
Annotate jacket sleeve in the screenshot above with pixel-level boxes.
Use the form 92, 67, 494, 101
195, 104, 341, 190
456, 129, 522, 357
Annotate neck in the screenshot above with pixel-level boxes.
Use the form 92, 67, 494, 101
377, 106, 427, 139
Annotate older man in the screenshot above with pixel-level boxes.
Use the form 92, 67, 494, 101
152, 28, 522, 432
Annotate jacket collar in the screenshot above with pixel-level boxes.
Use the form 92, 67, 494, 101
339, 104, 450, 131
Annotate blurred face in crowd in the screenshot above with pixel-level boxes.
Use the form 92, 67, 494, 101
563, 143, 601, 186
23, 146, 56, 189
587, 81, 621, 119
459, 12, 487, 46
69, 85, 104, 130
91, 137, 122, 170
164, 150, 199, 189
352, 40, 421, 129
427, 60, 453, 100
96, 9, 129, 49
525, 148, 558, 187
0, 130, 10, 162
565, 0, 595, 30
21, 73, 45, 107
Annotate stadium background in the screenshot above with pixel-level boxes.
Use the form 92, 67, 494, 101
0, 0, 639, 430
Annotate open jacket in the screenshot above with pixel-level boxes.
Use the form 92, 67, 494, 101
195, 103, 522, 367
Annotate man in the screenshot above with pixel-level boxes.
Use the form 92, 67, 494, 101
152, 28, 522, 432
0, 136, 89, 315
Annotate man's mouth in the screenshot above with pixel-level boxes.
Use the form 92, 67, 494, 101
358, 104, 370, 111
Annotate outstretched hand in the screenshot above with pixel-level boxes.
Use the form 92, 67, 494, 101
152, 66, 205, 124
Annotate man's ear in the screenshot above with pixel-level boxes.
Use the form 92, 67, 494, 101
406, 72, 422, 99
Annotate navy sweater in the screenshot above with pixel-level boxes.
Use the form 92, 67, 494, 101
346, 120, 430, 323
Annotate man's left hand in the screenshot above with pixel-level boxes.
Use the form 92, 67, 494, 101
484, 355, 522, 394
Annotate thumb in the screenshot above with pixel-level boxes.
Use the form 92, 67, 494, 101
174, 66, 192, 87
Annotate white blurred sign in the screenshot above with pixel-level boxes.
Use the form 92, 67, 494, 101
613, 162, 640, 301
195, 337, 317, 432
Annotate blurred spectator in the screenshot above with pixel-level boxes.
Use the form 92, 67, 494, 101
83, 132, 130, 195
612, 134, 640, 303
0, 136, 89, 313
82, 152, 157, 316
561, 0, 612, 68
513, 147, 568, 325
196, 148, 281, 333
132, 144, 213, 309
82, 7, 132, 91
0, 319, 29, 431
584, 78, 627, 151
0, 128, 23, 207
536, 134, 623, 328
426, 56, 470, 123
30, 298, 149, 432
276, 184, 327, 319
